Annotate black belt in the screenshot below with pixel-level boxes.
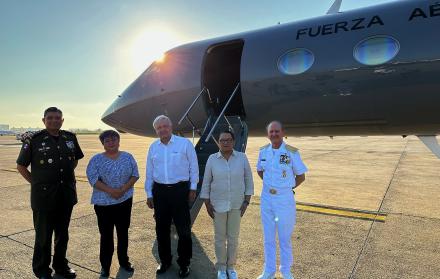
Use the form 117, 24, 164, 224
153, 181, 189, 188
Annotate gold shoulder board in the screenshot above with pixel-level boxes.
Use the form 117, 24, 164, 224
260, 144, 270, 150
286, 144, 298, 153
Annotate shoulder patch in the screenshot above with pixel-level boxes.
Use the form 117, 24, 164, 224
61, 130, 77, 140
260, 144, 270, 150
286, 144, 299, 153
18, 130, 44, 143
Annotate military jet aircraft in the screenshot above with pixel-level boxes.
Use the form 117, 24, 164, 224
102, 0, 440, 222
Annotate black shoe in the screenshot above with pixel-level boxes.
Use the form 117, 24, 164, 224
120, 262, 134, 273
178, 266, 190, 278
156, 262, 171, 274
100, 268, 110, 278
55, 267, 76, 279
39, 275, 53, 279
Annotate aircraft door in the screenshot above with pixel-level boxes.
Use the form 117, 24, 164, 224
202, 40, 245, 118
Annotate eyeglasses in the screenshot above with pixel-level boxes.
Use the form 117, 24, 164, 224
103, 137, 119, 144
219, 139, 233, 144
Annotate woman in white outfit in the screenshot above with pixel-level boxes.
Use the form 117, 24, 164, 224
200, 130, 254, 279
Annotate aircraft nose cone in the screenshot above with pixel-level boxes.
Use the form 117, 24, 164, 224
101, 88, 154, 136
101, 70, 160, 136
101, 95, 124, 128
101, 47, 207, 136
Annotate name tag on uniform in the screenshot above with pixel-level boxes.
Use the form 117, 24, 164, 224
38, 146, 50, 152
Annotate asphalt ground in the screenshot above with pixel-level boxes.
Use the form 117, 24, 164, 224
1, 134, 439, 279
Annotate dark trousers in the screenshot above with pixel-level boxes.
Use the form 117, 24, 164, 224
94, 198, 133, 272
153, 182, 192, 267
32, 205, 73, 277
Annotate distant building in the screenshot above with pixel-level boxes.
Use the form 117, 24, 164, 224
11, 127, 42, 133
0, 124, 9, 130
69, 128, 102, 134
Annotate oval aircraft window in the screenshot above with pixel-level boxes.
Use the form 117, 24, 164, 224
354, 36, 400, 66
278, 48, 315, 75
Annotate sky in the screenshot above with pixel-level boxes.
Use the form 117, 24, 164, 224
0, 0, 396, 130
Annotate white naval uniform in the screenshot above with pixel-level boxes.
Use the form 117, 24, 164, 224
256, 142, 308, 274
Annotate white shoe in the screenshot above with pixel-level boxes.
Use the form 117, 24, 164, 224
217, 270, 228, 279
256, 272, 276, 279
281, 272, 295, 279
227, 269, 238, 279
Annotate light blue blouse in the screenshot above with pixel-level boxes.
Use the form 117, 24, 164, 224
86, 151, 139, 206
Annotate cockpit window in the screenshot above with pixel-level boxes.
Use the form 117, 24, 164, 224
278, 48, 315, 75
353, 35, 400, 66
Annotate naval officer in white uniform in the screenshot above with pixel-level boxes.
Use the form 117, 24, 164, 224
256, 121, 307, 279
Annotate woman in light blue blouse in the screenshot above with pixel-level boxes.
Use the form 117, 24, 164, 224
86, 130, 139, 278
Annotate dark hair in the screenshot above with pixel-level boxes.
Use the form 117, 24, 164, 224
218, 130, 235, 141
99, 130, 120, 144
44, 107, 63, 117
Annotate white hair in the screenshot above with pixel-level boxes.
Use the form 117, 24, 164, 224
152, 115, 172, 129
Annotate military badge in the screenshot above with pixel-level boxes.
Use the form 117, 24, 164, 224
279, 153, 290, 165
66, 141, 75, 150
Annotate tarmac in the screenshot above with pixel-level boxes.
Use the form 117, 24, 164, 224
1, 134, 440, 279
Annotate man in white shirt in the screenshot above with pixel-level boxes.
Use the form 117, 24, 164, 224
256, 121, 308, 279
145, 115, 199, 278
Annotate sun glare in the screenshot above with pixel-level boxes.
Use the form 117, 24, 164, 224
131, 27, 182, 74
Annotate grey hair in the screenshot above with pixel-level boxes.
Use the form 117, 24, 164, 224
266, 120, 284, 132
152, 115, 172, 129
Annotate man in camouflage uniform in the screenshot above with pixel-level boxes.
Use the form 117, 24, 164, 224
16, 107, 84, 279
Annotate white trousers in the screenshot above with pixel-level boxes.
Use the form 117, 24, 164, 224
213, 209, 242, 271
260, 188, 296, 274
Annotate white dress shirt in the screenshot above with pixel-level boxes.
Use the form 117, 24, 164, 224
145, 134, 199, 197
200, 150, 254, 213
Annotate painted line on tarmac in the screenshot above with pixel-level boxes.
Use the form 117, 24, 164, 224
251, 200, 387, 222
348, 138, 409, 279
1, 168, 386, 222
296, 202, 387, 222
3, 236, 102, 276
1, 168, 18, 173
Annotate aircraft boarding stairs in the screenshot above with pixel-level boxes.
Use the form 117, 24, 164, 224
178, 83, 248, 225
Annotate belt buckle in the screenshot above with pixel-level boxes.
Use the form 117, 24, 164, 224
269, 188, 277, 195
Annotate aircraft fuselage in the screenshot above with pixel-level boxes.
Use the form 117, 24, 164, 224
102, 0, 440, 137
